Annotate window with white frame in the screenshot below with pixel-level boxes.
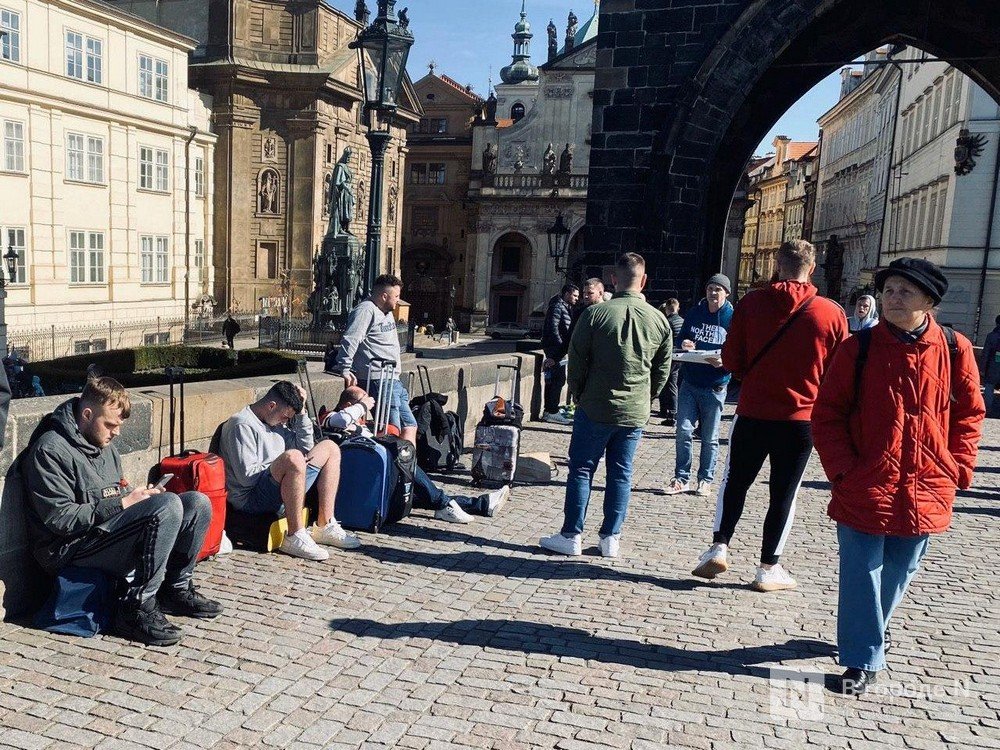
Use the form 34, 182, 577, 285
3, 226, 26, 283
3, 120, 24, 172
66, 31, 102, 83
66, 133, 104, 183
155, 149, 169, 191
139, 54, 169, 102
194, 155, 204, 197
69, 230, 105, 283
140, 146, 169, 191
194, 238, 205, 281
140, 235, 169, 283
1, 9, 20, 63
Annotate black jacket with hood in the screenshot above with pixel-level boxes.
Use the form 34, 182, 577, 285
23, 398, 129, 573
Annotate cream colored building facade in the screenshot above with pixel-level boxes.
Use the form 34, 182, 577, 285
0, 0, 215, 357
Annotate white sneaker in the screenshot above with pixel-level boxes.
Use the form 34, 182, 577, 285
279, 528, 330, 561
435, 500, 473, 524
217, 531, 234, 556
311, 520, 362, 550
664, 479, 690, 495
695, 480, 712, 497
598, 534, 620, 558
482, 485, 510, 517
543, 411, 574, 425
691, 543, 728, 579
539, 533, 582, 556
751, 564, 797, 592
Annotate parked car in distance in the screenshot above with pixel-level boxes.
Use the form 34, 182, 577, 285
485, 322, 530, 340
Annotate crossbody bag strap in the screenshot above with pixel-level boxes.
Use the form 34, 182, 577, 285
742, 295, 816, 379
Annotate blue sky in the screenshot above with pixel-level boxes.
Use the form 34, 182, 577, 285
329, 1, 842, 153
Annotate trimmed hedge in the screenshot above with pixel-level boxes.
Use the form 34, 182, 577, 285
30, 346, 299, 392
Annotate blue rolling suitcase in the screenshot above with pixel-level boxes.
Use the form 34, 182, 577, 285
334, 361, 414, 533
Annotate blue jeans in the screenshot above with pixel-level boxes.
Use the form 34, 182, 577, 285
411, 465, 450, 511
372, 378, 417, 430
561, 407, 643, 538
985, 381, 997, 416
675, 380, 727, 483
837, 524, 929, 671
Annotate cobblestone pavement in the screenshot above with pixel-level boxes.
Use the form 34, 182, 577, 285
2, 409, 998, 750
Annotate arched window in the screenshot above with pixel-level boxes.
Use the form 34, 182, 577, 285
510, 102, 525, 122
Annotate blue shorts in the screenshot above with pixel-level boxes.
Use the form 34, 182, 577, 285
372, 378, 417, 430
241, 462, 320, 515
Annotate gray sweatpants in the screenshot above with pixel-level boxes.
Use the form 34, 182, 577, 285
68, 491, 211, 604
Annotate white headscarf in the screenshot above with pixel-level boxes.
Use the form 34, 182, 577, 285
849, 294, 879, 332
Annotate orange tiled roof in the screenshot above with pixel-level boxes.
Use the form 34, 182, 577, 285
786, 141, 818, 161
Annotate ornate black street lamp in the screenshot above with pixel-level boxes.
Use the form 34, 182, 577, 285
0, 244, 20, 354
350, 0, 414, 296
546, 212, 571, 274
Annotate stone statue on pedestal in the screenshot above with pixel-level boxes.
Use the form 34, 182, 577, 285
541, 143, 556, 175
311, 146, 365, 329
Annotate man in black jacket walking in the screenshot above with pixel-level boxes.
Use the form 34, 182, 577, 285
541, 284, 579, 424
983, 314, 1000, 417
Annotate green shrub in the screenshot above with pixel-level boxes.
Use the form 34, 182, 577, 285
29, 346, 298, 393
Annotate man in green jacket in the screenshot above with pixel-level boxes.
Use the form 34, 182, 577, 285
539, 252, 672, 558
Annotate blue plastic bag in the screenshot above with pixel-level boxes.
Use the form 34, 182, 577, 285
33, 566, 113, 637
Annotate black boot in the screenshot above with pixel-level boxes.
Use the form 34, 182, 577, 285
113, 597, 182, 647
838, 667, 877, 696
158, 583, 224, 620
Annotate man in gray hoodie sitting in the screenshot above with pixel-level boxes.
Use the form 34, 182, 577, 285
24, 377, 222, 647
220, 381, 360, 561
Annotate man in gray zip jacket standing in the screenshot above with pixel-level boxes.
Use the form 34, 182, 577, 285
23, 377, 222, 647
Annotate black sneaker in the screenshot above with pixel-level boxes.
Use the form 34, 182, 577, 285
114, 597, 182, 647
158, 584, 224, 620
884, 628, 892, 655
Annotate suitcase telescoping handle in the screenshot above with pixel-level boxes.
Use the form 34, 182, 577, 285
164, 366, 186, 454
417, 364, 432, 398
296, 359, 320, 426
365, 358, 397, 436
494, 362, 521, 402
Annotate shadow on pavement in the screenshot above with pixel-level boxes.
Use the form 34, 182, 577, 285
328, 616, 835, 675
953, 505, 1000, 517
369, 524, 747, 592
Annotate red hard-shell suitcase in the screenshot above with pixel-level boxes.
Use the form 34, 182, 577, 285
157, 367, 227, 561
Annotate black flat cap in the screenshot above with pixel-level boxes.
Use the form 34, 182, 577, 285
874, 257, 948, 304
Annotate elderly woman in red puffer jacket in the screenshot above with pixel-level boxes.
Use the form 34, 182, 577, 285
812, 257, 985, 696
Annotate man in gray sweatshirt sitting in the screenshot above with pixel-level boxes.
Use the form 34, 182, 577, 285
220, 381, 360, 561
327, 274, 416, 445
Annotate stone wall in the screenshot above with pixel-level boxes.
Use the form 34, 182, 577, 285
0, 353, 540, 619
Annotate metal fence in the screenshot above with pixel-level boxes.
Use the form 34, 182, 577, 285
258, 317, 408, 354
7, 315, 260, 362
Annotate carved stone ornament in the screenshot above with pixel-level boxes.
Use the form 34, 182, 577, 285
262, 136, 278, 163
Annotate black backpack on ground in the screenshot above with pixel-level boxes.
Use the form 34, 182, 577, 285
410, 365, 463, 473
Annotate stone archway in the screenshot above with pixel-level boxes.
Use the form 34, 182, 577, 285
587, 0, 1000, 303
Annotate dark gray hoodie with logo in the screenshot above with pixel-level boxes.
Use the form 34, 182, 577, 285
23, 398, 129, 573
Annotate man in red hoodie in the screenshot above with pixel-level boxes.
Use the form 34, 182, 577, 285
691, 239, 848, 591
